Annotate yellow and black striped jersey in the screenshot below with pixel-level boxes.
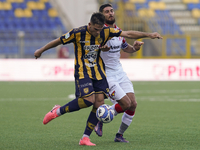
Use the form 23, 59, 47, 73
60, 25, 122, 80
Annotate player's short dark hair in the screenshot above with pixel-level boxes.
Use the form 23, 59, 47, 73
90, 12, 105, 26
99, 3, 113, 12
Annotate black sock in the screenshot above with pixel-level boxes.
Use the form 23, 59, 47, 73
83, 107, 99, 136
60, 97, 93, 114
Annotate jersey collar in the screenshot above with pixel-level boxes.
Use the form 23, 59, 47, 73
104, 23, 117, 28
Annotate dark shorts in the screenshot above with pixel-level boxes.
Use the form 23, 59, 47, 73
75, 77, 109, 99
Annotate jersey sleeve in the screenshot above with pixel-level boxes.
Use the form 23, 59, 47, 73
121, 37, 128, 49
60, 29, 75, 45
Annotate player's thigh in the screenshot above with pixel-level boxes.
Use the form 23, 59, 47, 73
93, 78, 109, 99
119, 75, 134, 94
93, 78, 109, 108
93, 93, 105, 109
120, 77, 137, 107
120, 81, 135, 105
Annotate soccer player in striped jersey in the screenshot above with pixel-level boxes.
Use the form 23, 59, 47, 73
94, 4, 162, 143
34, 12, 162, 146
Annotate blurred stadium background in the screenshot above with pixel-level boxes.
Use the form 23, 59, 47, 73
0, 0, 200, 59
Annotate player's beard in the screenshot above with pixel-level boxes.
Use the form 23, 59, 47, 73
105, 18, 115, 25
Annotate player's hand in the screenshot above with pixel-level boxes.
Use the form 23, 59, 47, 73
34, 49, 42, 59
149, 32, 163, 39
133, 41, 144, 51
99, 45, 110, 52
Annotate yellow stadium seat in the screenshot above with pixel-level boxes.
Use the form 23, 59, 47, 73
183, 0, 200, 3
40, 0, 49, 2
0, 2, 3, 10
27, 1, 37, 9
182, 0, 190, 3
48, 8, 58, 17
192, 8, 200, 18
148, 9, 155, 17
7, 0, 24, 3
125, 2, 135, 10
138, 9, 146, 17
192, 0, 199, 3
36, 2, 45, 10
24, 9, 33, 17
149, 1, 157, 10
16, 0, 24, 3
138, 8, 155, 17
14, 8, 24, 17
2, 2, 12, 10
149, 1, 166, 10
130, 0, 146, 3
157, 2, 166, 10
7, 0, 15, 2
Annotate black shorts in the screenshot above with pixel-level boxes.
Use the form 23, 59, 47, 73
75, 77, 109, 99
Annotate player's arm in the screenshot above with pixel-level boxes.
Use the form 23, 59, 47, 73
123, 41, 144, 53
120, 31, 163, 40
34, 38, 62, 59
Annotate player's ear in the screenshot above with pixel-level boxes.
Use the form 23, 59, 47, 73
88, 22, 91, 27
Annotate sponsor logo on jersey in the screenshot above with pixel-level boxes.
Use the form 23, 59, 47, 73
79, 41, 89, 43
98, 38, 103, 44
110, 45, 120, 49
118, 37, 123, 41
65, 32, 70, 39
80, 82, 92, 88
83, 45, 99, 67
84, 45, 99, 51
83, 88, 89, 94
110, 85, 116, 90
109, 91, 115, 100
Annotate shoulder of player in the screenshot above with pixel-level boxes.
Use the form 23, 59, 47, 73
102, 26, 119, 32
102, 26, 110, 30
72, 25, 87, 33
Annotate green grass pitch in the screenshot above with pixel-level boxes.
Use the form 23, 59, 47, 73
0, 81, 200, 150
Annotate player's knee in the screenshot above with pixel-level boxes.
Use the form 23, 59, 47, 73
123, 100, 131, 111
133, 101, 137, 108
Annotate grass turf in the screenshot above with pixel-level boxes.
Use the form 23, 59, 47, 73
0, 81, 200, 150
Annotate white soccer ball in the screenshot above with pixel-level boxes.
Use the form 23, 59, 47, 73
96, 104, 114, 123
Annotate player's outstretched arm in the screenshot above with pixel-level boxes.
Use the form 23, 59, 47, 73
34, 38, 62, 59
123, 41, 144, 53
121, 31, 163, 40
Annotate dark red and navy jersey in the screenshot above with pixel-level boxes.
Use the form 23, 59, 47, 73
60, 25, 122, 80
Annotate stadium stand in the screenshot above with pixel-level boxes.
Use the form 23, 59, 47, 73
1, 0, 200, 58
113, 0, 200, 57
0, 0, 67, 58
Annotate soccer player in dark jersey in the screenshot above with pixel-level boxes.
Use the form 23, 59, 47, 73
34, 12, 162, 146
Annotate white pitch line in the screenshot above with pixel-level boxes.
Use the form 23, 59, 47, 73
1, 88, 200, 102
0, 96, 199, 102
138, 97, 200, 102
136, 89, 200, 94
0, 97, 70, 102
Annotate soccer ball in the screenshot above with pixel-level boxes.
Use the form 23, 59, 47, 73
96, 104, 114, 123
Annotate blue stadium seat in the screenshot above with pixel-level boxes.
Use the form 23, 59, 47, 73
0, 0, 67, 56
187, 3, 200, 10
166, 38, 186, 56
45, 2, 52, 9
